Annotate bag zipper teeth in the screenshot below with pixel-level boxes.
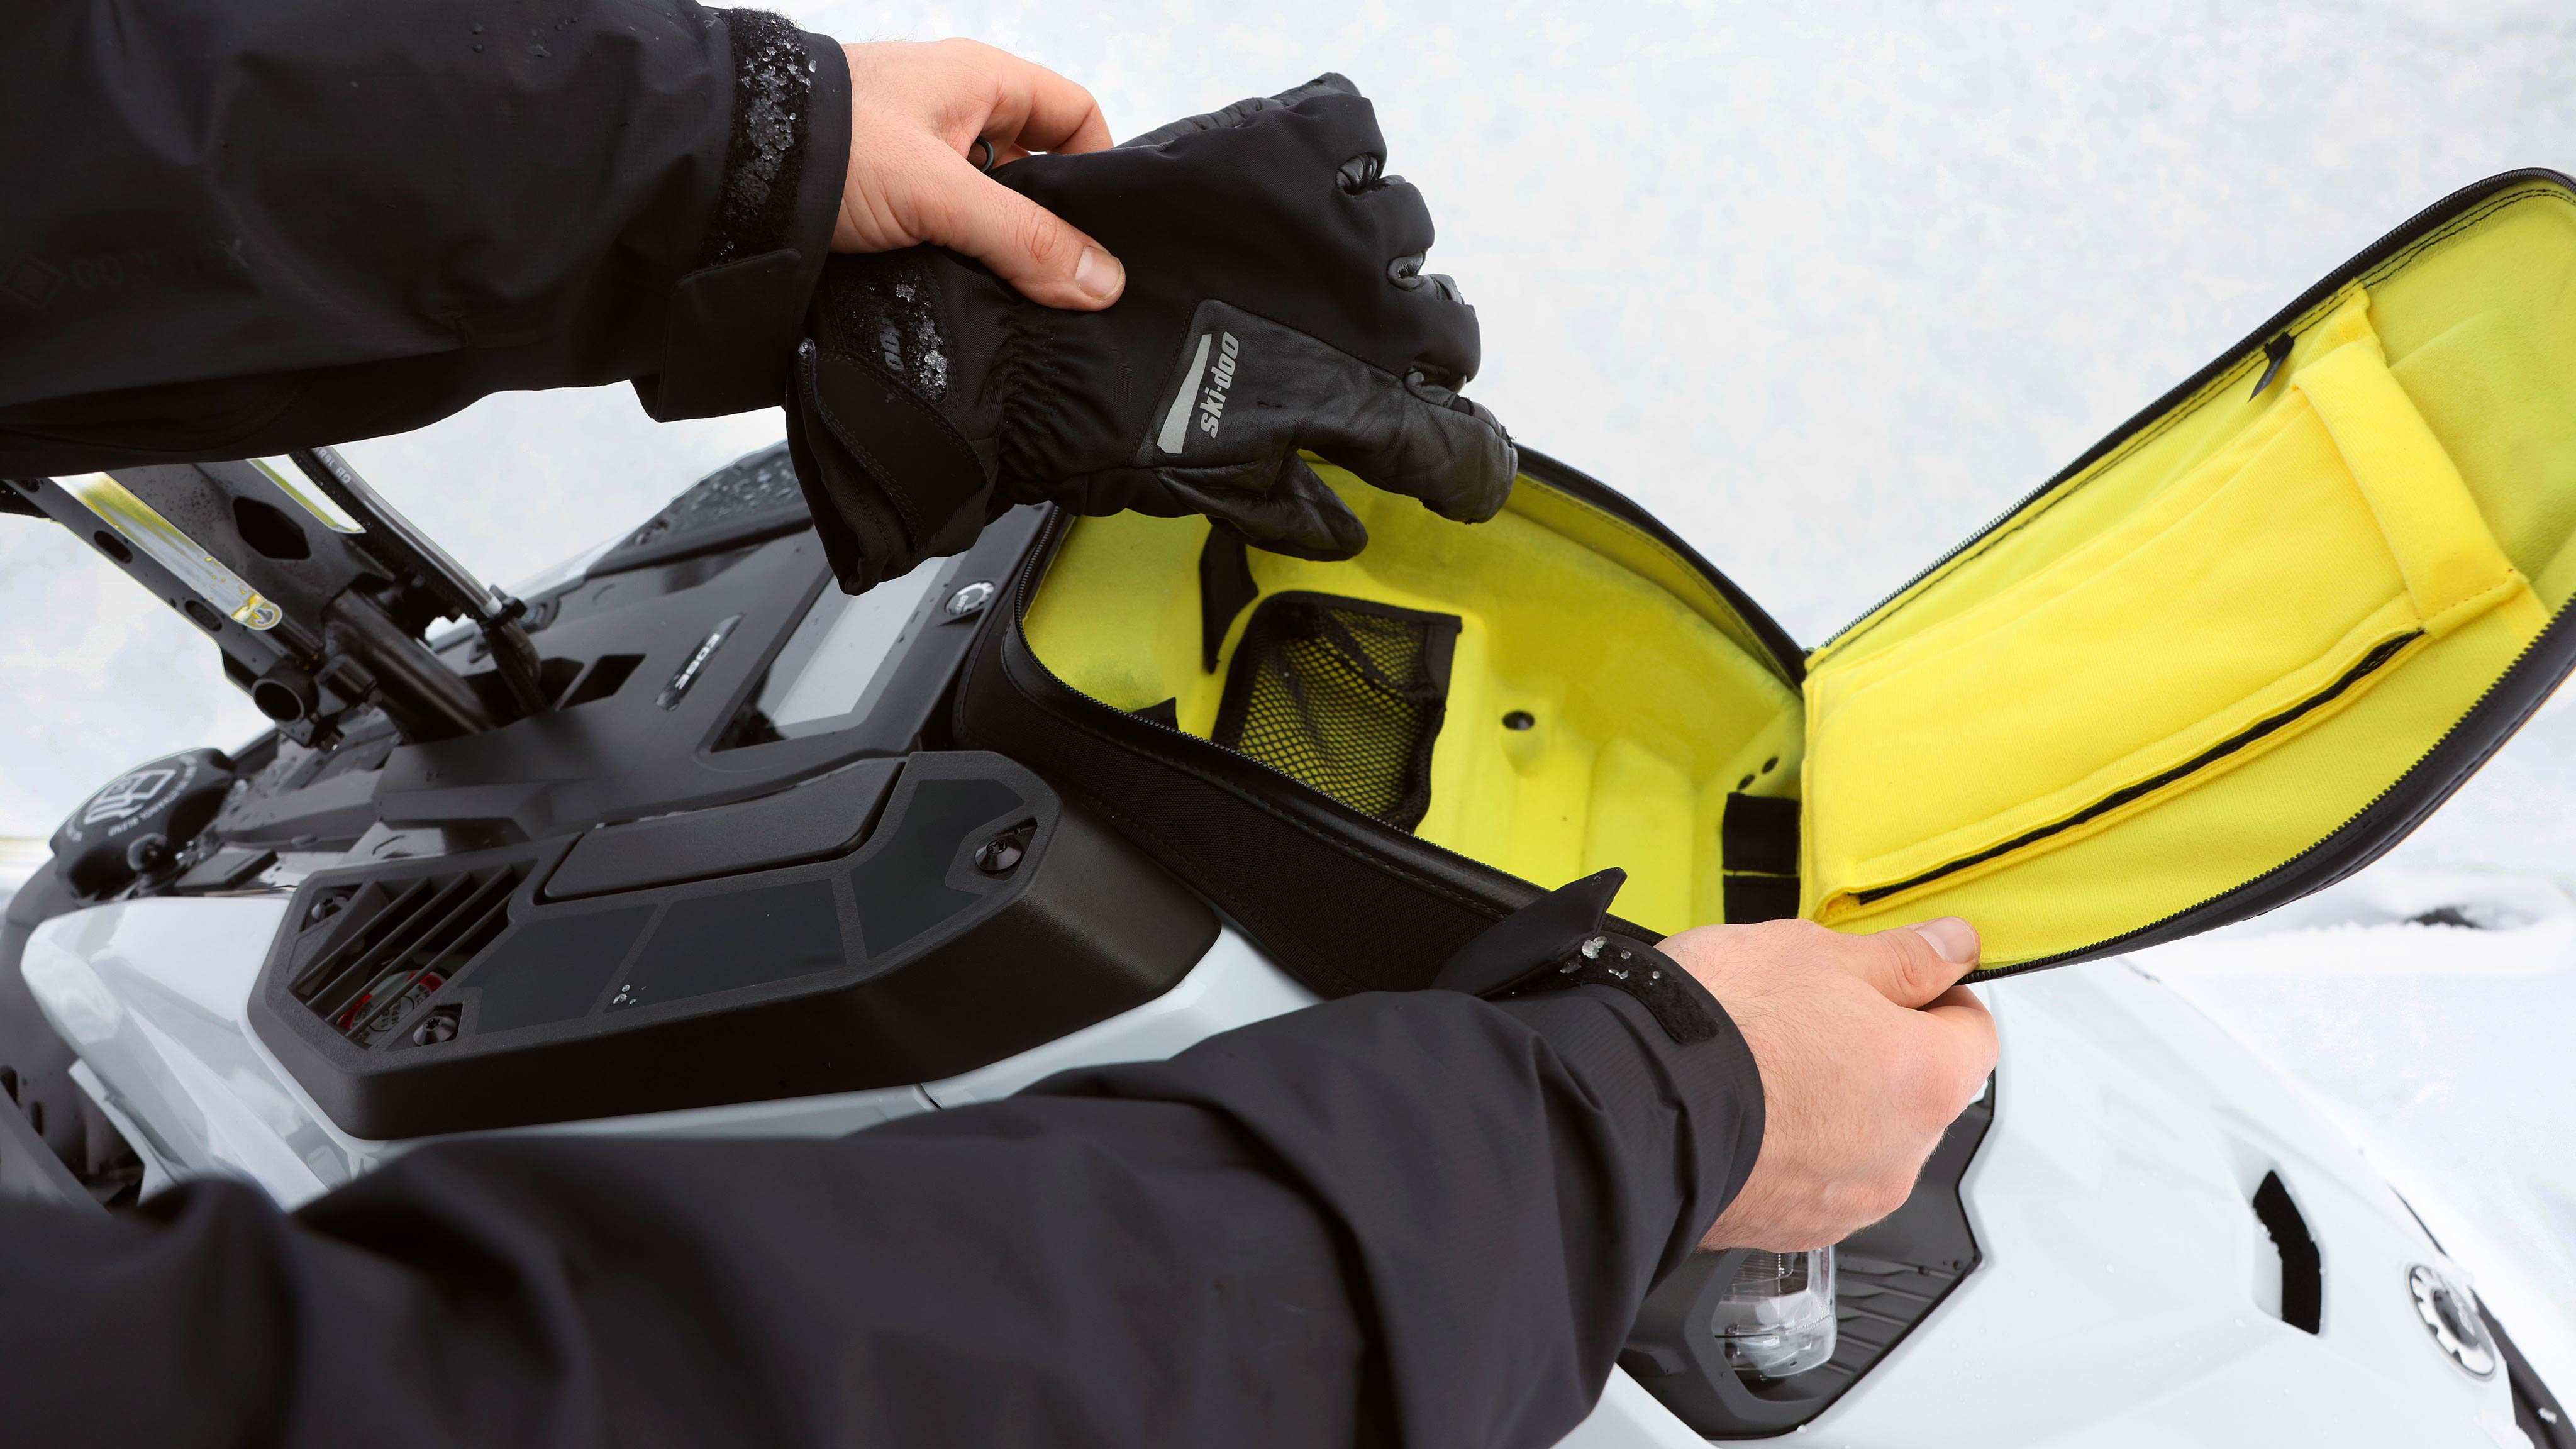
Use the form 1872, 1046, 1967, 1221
1967, 597, 2573, 982
1848, 630, 2421, 907
1816, 168, 2575, 658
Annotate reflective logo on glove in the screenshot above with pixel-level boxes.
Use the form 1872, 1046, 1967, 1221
1157, 330, 1242, 454
1198, 332, 1240, 438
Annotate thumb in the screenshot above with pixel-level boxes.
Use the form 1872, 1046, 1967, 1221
919, 151, 1125, 310
1836, 916, 1980, 1009
1158, 455, 1370, 561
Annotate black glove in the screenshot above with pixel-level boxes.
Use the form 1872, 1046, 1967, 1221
785, 74, 1517, 593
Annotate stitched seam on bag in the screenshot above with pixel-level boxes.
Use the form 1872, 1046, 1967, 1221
2423, 570, 2529, 638
1827, 185, 2568, 661
2356, 186, 2568, 289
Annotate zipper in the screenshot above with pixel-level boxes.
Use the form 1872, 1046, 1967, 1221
1966, 596, 2576, 982
1819, 169, 2576, 658
1849, 630, 2419, 907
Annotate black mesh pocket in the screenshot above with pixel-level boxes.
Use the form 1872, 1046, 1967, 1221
1211, 592, 1462, 831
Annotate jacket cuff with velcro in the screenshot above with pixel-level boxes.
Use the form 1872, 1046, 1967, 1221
1487, 984, 1764, 1281
635, 12, 850, 422
1445, 870, 1767, 1272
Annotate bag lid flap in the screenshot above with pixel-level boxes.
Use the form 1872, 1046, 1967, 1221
1802, 171, 2576, 974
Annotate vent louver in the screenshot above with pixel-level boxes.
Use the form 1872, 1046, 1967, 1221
291, 865, 523, 1046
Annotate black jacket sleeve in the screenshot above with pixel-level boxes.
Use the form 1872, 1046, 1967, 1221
0, 0, 849, 476
0, 984, 1762, 1448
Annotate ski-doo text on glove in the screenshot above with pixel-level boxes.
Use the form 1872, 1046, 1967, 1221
786, 74, 1517, 593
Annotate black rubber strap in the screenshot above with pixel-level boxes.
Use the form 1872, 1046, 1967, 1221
1504, 943, 1718, 1046
1721, 792, 1798, 875
1434, 869, 1718, 1045
1720, 874, 1799, 924
1718, 792, 1801, 923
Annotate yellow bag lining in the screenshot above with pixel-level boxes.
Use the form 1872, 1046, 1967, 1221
1800, 291, 2538, 923
1804, 184, 2576, 962
1023, 475, 1802, 936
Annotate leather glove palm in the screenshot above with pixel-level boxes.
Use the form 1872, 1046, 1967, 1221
787, 74, 1516, 592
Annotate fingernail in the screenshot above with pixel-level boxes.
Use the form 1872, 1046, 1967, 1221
1908, 916, 1978, 965
1075, 247, 1123, 301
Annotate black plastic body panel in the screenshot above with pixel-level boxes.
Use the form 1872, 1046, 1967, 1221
2489, 1304, 2575, 1449
0, 1067, 91, 1209
542, 758, 902, 900
0, 864, 99, 1208
173, 845, 280, 894
370, 508, 1045, 844
248, 752, 1217, 1138
1622, 1082, 1994, 1435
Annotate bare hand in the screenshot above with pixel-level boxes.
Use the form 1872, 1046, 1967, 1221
835, 40, 1123, 309
1667, 916, 1999, 1251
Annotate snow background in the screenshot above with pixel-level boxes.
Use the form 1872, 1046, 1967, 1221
4, 0, 2573, 1399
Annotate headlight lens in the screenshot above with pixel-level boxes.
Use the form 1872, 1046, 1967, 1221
1714, 1246, 1837, 1379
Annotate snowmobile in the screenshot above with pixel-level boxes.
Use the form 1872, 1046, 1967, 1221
6, 169, 2575, 1446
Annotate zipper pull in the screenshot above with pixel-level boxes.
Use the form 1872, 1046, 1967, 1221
2251, 332, 2296, 399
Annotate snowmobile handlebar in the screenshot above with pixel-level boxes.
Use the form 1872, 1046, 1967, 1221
1, 452, 547, 749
